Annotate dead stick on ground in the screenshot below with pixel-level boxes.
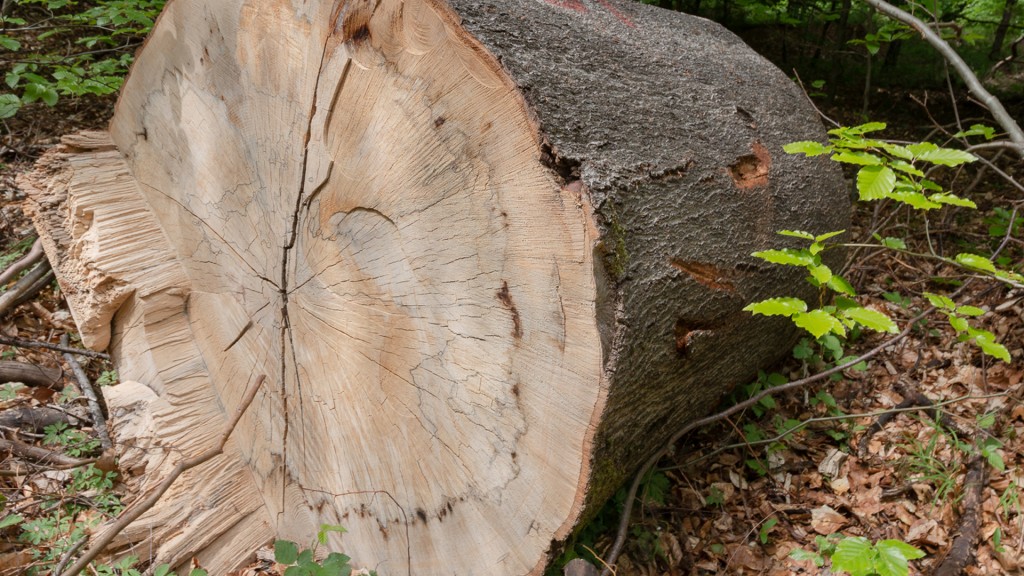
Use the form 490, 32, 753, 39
0, 438, 96, 468
0, 260, 52, 318
933, 455, 986, 576
599, 312, 930, 575
0, 335, 110, 360
54, 374, 266, 576
0, 237, 42, 286
60, 334, 112, 451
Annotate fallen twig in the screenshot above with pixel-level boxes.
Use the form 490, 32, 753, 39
933, 455, 986, 576
61, 335, 111, 451
0, 260, 52, 318
0, 405, 81, 431
55, 374, 266, 576
0, 335, 110, 360
0, 237, 43, 286
0, 360, 63, 388
0, 437, 95, 468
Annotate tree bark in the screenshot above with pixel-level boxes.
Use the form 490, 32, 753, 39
18, 0, 847, 574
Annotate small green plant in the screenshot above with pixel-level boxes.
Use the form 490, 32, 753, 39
748, 123, 1019, 364
705, 485, 725, 508
791, 534, 924, 576
923, 292, 1010, 361
96, 369, 118, 386
272, 524, 375, 576
758, 516, 778, 544
43, 421, 101, 458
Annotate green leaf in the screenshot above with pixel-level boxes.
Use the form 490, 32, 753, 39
275, 540, 299, 565
751, 248, 815, 267
188, 570, 207, 576
883, 144, 914, 161
977, 413, 996, 430
955, 253, 996, 273
777, 229, 815, 240
857, 166, 896, 200
832, 537, 875, 576
744, 297, 808, 317
955, 305, 985, 317
888, 160, 923, 177
0, 514, 22, 529
953, 124, 996, 140
981, 438, 1005, 472
794, 309, 845, 338
833, 150, 883, 165
917, 147, 977, 167
924, 292, 955, 310
878, 236, 906, 250
890, 191, 941, 210
814, 230, 846, 243
948, 315, 969, 333
40, 86, 58, 106
789, 548, 825, 567
759, 517, 778, 544
970, 330, 1011, 362
842, 306, 898, 333
809, 264, 833, 284
844, 121, 887, 135
153, 566, 172, 576
827, 274, 857, 296
0, 93, 20, 119
0, 36, 20, 51
783, 141, 830, 156
317, 523, 347, 545
906, 142, 938, 157
875, 540, 925, 576
928, 193, 976, 209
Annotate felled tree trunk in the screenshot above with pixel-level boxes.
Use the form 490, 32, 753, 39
19, 0, 847, 573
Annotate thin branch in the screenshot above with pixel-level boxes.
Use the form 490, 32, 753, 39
0, 335, 109, 359
55, 374, 266, 576
0, 260, 52, 318
60, 334, 111, 451
862, 0, 1024, 157
0, 437, 95, 468
0, 237, 42, 286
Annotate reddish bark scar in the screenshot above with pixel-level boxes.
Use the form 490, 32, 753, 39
669, 258, 736, 293
497, 281, 522, 339
729, 141, 771, 189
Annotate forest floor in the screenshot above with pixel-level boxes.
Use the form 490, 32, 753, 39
0, 87, 1022, 576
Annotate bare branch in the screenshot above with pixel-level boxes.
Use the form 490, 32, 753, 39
60, 334, 112, 451
0, 335, 110, 359
862, 0, 1024, 157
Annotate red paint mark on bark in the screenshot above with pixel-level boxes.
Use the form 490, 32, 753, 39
541, 0, 638, 28
542, 0, 587, 12
595, 0, 637, 28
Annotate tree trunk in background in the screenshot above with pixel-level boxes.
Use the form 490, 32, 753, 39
990, 0, 1018, 61
19, 0, 847, 574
